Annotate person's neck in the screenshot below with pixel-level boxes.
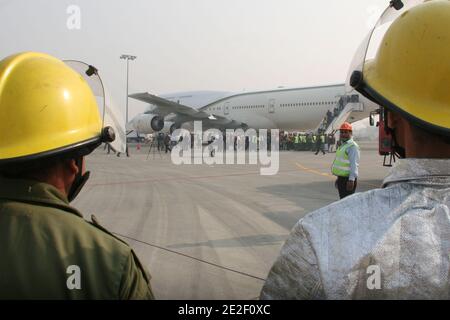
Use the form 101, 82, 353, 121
403, 127, 450, 158
405, 142, 450, 158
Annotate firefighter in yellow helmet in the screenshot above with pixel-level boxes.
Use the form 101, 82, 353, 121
261, 0, 450, 299
0, 52, 154, 299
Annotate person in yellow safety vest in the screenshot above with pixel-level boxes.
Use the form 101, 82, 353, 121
261, 0, 450, 299
314, 132, 326, 155
294, 134, 300, 151
300, 135, 307, 151
331, 122, 360, 198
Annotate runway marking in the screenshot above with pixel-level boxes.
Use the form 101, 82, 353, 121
295, 162, 380, 188
295, 162, 334, 180
113, 232, 266, 282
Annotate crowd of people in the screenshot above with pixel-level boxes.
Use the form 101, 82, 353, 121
279, 131, 336, 153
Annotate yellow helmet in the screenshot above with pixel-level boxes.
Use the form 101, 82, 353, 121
351, 0, 450, 137
0, 52, 114, 166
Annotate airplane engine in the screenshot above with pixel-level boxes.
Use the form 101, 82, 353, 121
150, 115, 165, 132
130, 113, 173, 134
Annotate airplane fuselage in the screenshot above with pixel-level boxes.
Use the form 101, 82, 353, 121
129, 84, 378, 134
199, 84, 347, 131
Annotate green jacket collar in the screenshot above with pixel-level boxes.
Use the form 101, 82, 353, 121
0, 177, 83, 217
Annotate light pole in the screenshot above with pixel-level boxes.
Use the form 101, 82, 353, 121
120, 54, 137, 157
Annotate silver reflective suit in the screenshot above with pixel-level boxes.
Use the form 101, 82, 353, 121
260, 159, 450, 299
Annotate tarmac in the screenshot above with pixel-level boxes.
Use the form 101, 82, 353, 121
73, 141, 390, 300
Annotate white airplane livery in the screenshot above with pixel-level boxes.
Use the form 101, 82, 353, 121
128, 84, 378, 135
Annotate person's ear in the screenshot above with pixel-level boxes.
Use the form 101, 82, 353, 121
67, 159, 79, 176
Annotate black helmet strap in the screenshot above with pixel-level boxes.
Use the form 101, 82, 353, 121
384, 108, 406, 160
67, 156, 91, 203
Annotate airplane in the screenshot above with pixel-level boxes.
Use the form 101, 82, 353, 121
127, 84, 378, 136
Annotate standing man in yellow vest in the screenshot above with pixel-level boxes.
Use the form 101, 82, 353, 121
0, 52, 154, 299
331, 122, 360, 199
294, 133, 300, 151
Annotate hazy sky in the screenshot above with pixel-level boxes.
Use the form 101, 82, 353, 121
0, 0, 388, 118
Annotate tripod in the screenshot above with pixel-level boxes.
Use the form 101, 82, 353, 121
146, 138, 162, 160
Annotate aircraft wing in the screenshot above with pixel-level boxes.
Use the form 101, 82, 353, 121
129, 92, 211, 119
129, 92, 247, 128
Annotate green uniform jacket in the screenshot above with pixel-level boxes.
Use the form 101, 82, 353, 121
0, 177, 154, 300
